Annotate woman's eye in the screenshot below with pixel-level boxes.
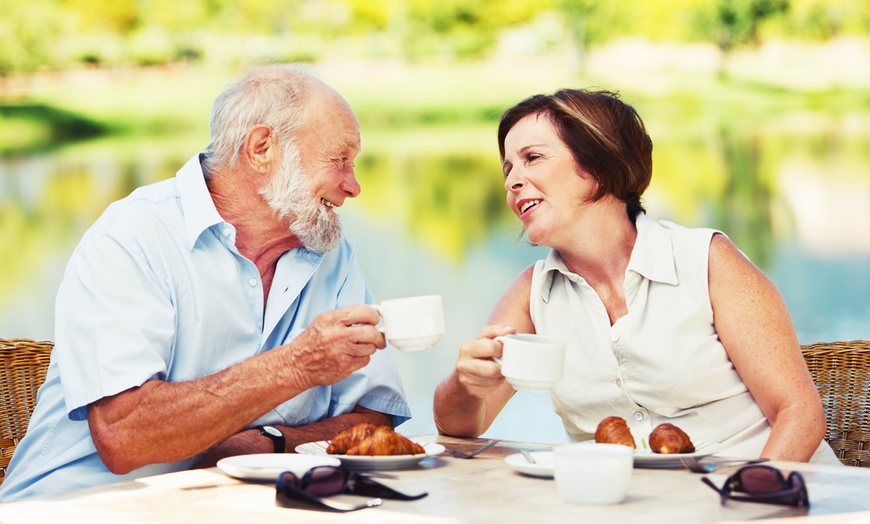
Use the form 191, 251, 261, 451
526, 154, 541, 162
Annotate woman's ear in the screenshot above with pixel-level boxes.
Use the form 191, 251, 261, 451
242, 125, 275, 174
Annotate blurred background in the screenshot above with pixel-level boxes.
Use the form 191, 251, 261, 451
1, 0, 869, 443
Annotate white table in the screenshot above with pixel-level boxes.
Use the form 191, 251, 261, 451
2, 436, 869, 524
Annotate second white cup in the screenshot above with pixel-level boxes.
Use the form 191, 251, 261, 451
494, 333, 566, 392
373, 295, 445, 351
554, 443, 634, 505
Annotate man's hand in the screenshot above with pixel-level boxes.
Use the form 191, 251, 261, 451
283, 304, 386, 390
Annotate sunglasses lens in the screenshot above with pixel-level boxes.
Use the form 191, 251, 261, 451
304, 467, 347, 497
737, 467, 786, 493
278, 471, 300, 488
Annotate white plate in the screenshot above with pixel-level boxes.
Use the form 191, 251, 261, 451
505, 451, 555, 478
633, 442, 723, 468
295, 438, 445, 470
216, 453, 341, 481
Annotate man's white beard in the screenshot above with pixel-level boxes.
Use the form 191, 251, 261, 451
260, 155, 342, 253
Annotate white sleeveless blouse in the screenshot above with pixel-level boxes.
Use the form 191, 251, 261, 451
530, 213, 838, 463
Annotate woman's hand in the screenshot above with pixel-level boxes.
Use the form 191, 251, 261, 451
454, 325, 516, 399
434, 265, 535, 438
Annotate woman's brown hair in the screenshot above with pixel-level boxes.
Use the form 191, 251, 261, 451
497, 89, 653, 221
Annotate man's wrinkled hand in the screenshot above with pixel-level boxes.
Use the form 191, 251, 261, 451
284, 304, 386, 389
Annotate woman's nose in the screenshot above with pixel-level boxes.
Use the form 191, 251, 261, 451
504, 171, 524, 192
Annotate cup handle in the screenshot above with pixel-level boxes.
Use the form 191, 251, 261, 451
371, 305, 385, 333
491, 336, 506, 367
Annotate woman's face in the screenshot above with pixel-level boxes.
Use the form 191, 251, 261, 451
502, 113, 598, 247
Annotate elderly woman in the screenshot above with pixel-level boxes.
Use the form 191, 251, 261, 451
433, 89, 838, 463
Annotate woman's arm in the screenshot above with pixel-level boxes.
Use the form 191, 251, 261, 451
708, 234, 826, 461
433, 266, 536, 437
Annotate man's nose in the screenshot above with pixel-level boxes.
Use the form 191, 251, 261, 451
341, 169, 361, 197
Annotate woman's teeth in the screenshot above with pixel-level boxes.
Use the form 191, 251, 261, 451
520, 199, 542, 213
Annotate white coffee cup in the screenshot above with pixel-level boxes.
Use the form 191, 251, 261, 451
554, 443, 634, 505
493, 334, 565, 392
373, 295, 445, 351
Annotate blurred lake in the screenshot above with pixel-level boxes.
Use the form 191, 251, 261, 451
1, 94, 869, 444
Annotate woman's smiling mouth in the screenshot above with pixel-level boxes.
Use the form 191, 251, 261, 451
520, 199, 542, 214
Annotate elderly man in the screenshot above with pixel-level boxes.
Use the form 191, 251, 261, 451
0, 65, 410, 501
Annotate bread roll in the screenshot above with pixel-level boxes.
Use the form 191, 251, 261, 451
594, 416, 636, 449
648, 423, 695, 454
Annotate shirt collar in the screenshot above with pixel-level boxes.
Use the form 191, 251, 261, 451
626, 212, 679, 286
177, 153, 225, 250
536, 213, 679, 302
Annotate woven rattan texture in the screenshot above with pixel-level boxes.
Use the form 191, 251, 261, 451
0, 338, 53, 485
802, 340, 870, 468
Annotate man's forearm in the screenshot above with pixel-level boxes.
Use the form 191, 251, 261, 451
193, 406, 394, 468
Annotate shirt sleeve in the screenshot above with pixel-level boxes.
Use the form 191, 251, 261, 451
55, 229, 175, 420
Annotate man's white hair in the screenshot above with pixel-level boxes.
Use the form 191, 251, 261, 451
202, 64, 319, 177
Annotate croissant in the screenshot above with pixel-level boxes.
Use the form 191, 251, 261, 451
327, 423, 425, 456
594, 416, 636, 449
649, 423, 695, 454
326, 422, 377, 454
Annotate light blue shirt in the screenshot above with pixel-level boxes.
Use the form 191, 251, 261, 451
0, 154, 411, 501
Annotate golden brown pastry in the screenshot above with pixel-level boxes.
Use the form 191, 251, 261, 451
327, 423, 425, 456
594, 416, 636, 449
346, 426, 425, 456
648, 423, 695, 454
326, 422, 377, 454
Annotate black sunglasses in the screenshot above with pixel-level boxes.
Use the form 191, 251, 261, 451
701, 464, 809, 507
276, 466, 427, 512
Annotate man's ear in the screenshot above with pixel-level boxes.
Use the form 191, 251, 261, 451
242, 125, 275, 174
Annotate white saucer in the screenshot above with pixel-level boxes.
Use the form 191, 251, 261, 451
389, 334, 443, 351
217, 453, 341, 482
504, 376, 557, 393
504, 451, 555, 478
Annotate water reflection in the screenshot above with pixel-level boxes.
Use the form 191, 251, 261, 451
1, 119, 868, 442
712, 127, 776, 268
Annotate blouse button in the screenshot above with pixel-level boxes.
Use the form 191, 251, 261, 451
611, 332, 620, 342
633, 411, 644, 421
615, 379, 622, 388
248, 278, 258, 287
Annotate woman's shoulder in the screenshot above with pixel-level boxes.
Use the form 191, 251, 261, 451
646, 214, 722, 243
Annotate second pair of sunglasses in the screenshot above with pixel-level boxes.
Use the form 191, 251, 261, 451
276, 466, 428, 512
702, 464, 809, 507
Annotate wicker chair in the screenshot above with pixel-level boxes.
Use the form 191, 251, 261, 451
802, 340, 870, 468
0, 338, 54, 486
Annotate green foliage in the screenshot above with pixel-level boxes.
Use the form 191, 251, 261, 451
691, 0, 790, 52
1, 0, 869, 73
0, 0, 64, 75
778, 0, 870, 39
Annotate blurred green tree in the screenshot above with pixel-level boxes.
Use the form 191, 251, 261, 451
555, 0, 638, 70
690, 0, 790, 78
0, 0, 64, 77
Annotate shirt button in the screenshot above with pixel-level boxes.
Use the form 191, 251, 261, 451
248, 278, 258, 287
633, 411, 644, 421
611, 332, 620, 342
222, 227, 231, 237
615, 379, 622, 388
